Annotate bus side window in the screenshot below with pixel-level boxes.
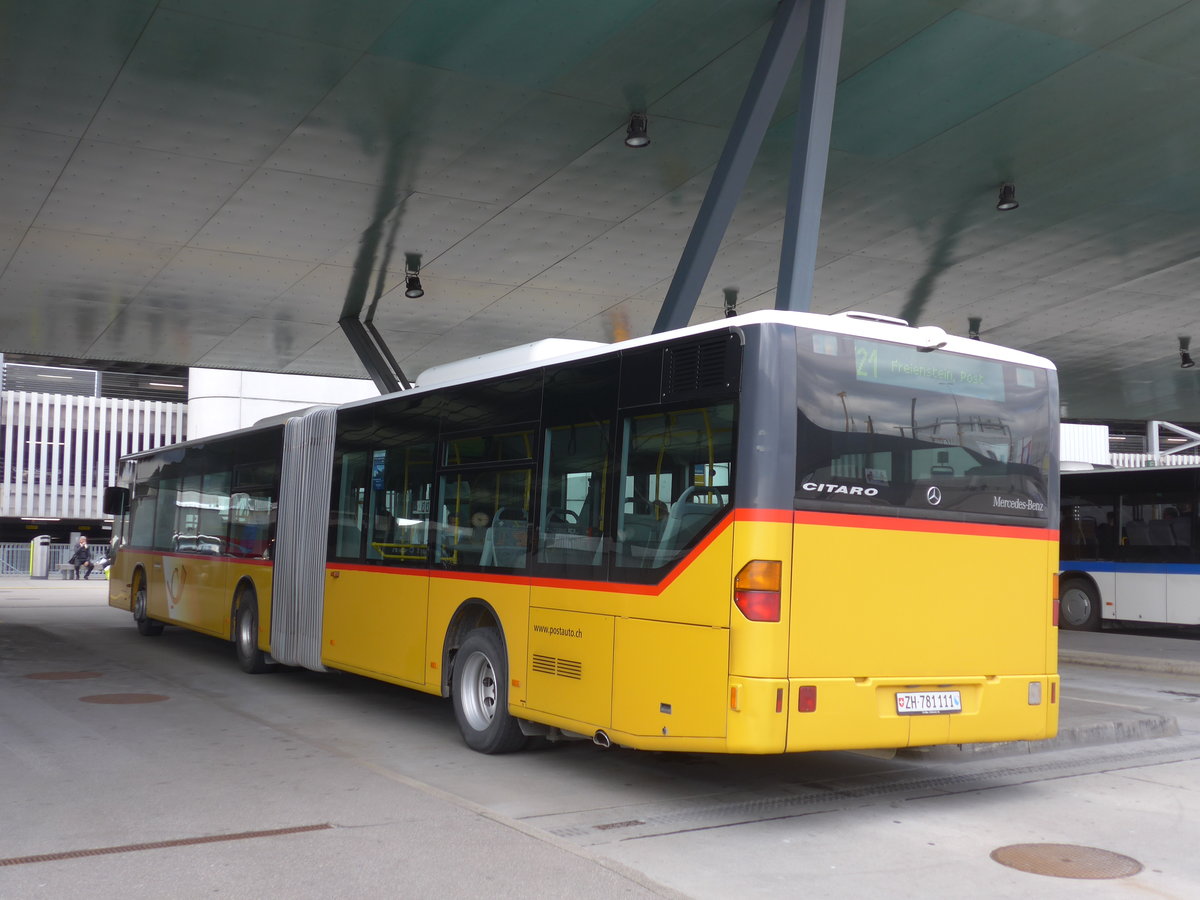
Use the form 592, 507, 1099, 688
437, 469, 531, 569
153, 476, 181, 552
538, 421, 610, 568
366, 443, 435, 565
331, 450, 368, 560
615, 404, 734, 570
129, 480, 158, 549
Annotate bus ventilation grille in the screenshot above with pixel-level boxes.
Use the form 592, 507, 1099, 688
663, 335, 737, 400
532, 655, 583, 680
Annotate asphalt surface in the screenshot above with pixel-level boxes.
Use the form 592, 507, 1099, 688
3, 574, 1194, 760
2, 576, 1198, 898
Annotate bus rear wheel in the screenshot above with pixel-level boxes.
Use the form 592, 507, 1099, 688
452, 628, 525, 754
132, 578, 163, 636
1060, 578, 1100, 631
235, 592, 276, 674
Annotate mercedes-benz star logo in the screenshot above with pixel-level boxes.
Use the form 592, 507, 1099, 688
926, 486, 943, 506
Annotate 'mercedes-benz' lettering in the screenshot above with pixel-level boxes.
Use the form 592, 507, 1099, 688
801, 482, 878, 497
992, 496, 1045, 512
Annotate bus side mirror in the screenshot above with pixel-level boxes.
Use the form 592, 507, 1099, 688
103, 486, 129, 516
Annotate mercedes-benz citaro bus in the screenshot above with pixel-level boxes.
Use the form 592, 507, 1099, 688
104, 310, 1060, 754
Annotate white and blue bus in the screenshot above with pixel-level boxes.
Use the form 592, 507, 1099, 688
1060, 466, 1200, 630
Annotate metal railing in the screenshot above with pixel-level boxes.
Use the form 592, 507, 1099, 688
1108, 452, 1200, 469
0, 542, 109, 576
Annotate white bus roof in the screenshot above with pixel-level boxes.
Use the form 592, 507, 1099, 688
393, 308, 1056, 399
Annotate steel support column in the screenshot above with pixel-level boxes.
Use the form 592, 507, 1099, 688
776, 0, 846, 312
339, 317, 402, 395
652, 0, 812, 334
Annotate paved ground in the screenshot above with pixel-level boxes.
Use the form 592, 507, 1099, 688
2, 577, 1198, 898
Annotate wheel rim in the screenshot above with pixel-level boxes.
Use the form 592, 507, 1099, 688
133, 586, 147, 621
459, 650, 498, 732
1061, 586, 1091, 626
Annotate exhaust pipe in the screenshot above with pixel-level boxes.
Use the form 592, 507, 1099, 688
592, 730, 611, 749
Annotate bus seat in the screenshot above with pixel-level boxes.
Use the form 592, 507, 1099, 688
653, 486, 728, 567
480, 508, 527, 567
1124, 520, 1150, 546
1147, 519, 1175, 546
615, 515, 658, 567
1170, 516, 1192, 546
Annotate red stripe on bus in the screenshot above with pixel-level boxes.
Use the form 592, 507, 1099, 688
321, 508, 1054, 594
325, 513, 738, 596
791, 510, 1056, 541
732, 508, 793, 524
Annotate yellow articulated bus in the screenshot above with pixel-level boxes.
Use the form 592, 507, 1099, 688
105, 310, 1060, 754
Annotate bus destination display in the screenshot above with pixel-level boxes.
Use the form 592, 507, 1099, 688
854, 339, 1005, 402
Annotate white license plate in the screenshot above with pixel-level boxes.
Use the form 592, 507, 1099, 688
895, 690, 962, 716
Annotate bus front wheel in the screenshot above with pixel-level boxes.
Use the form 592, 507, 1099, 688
133, 578, 163, 636
452, 628, 525, 754
1060, 578, 1101, 631
235, 593, 276, 674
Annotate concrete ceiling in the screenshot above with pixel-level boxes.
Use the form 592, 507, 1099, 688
3, 0, 1200, 420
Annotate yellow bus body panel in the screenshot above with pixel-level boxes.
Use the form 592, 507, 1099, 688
522, 523, 736, 739
322, 567, 428, 686
427, 573, 530, 698
783, 516, 1059, 751
611, 618, 728, 738
790, 520, 1056, 678
728, 516, 793, 678
526, 608, 614, 727
107, 552, 274, 645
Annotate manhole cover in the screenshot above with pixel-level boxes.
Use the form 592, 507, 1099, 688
991, 843, 1142, 879
79, 693, 169, 704
24, 671, 104, 680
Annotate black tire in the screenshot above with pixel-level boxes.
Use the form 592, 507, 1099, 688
235, 592, 276, 674
132, 577, 163, 636
451, 628, 525, 754
1060, 577, 1101, 631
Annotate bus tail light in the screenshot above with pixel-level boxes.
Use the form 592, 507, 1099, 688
797, 685, 817, 712
734, 560, 782, 622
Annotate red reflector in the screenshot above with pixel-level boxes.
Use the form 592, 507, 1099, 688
775, 688, 784, 713
797, 685, 817, 713
1051, 681, 1057, 704
1052, 599, 1060, 627
734, 589, 781, 622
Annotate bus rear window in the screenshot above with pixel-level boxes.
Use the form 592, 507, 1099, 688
795, 331, 1054, 521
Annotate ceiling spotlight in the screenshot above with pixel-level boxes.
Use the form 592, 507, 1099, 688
624, 113, 650, 149
1181, 336, 1195, 369
996, 183, 1019, 211
968, 316, 981, 340
404, 264, 424, 299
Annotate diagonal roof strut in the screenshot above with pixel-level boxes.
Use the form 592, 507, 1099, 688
653, 0, 846, 333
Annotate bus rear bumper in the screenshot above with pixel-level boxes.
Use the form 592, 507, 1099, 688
779, 673, 1060, 753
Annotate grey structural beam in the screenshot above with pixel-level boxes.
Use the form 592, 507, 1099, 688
365, 319, 412, 391
653, 0, 846, 333
653, 0, 812, 334
776, 0, 846, 312
339, 317, 402, 395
